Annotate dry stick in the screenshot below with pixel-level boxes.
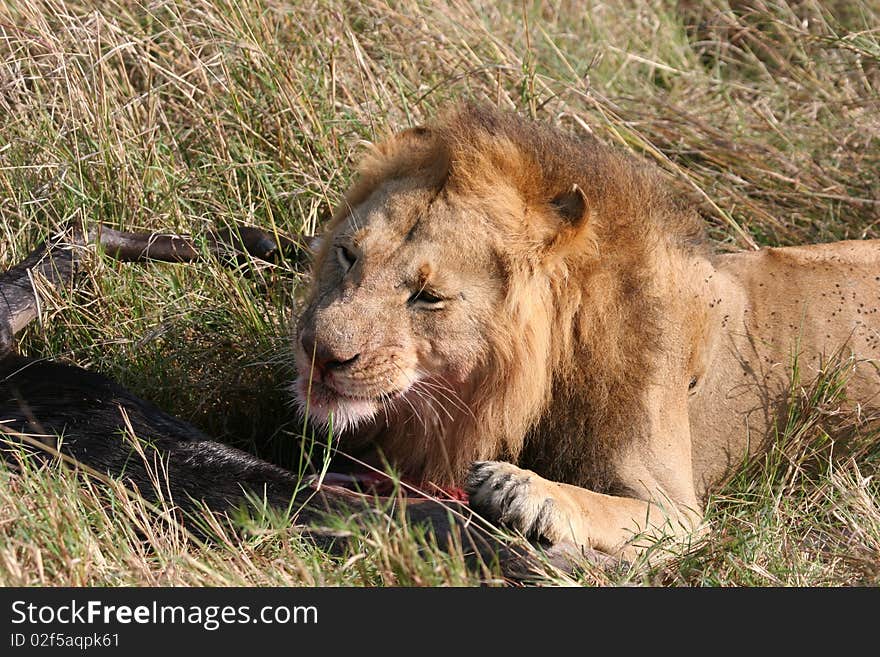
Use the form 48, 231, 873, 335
0, 227, 598, 580
1, 222, 314, 354
0, 224, 309, 350
90, 224, 311, 265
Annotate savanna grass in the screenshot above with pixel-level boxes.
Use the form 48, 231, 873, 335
0, 0, 877, 585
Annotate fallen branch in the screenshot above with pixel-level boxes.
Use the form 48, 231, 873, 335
90, 224, 310, 266
0, 223, 310, 352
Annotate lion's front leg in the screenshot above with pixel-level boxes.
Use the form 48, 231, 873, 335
466, 461, 702, 560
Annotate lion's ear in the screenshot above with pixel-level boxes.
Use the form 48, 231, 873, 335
376, 126, 433, 155
550, 184, 588, 226
397, 126, 431, 141
358, 124, 447, 187
542, 184, 596, 260
366, 125, 430, 158
544, 185, 595, 260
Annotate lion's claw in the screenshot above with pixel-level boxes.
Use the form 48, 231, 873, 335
466, 461, 562, 543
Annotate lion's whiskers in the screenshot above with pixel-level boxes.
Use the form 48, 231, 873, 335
411, 370, 476, 423
386, 363, 445, 436
406, 383, 448, 433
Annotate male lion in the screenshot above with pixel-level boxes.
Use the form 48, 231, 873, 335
293, 103, 880, 560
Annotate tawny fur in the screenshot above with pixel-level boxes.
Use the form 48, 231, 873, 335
295, 103, 880, 558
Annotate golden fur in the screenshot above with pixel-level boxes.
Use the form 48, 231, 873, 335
294, 103, 880, 558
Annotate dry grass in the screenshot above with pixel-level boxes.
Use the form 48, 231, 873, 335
0, 0, 878, 585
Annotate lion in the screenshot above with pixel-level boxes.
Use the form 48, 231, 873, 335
291, 102, 880, 560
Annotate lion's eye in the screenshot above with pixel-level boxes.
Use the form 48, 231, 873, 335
336, 245, 356, 272
408, 288, 445, 308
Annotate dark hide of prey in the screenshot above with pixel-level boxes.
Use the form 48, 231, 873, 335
0, 353, 305, 515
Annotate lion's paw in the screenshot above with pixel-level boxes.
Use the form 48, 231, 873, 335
466, 461, 570, 544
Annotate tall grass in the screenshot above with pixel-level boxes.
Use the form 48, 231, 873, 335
0, 0, 878, 585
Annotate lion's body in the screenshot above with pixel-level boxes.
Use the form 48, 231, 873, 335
690, 241, 880, 497
295, 104, 880, 558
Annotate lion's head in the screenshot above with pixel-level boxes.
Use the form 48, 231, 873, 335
294, 103, 705, 487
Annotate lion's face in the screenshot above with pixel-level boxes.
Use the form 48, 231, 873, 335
293, 177, 506, 433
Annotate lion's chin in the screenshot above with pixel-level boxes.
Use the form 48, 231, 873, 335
293, 376, 380, 433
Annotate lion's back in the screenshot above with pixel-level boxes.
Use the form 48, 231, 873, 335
720, 237, 879, 405
765, 239, 880, 268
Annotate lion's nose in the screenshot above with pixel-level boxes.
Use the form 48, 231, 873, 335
301, 332, 360, 373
